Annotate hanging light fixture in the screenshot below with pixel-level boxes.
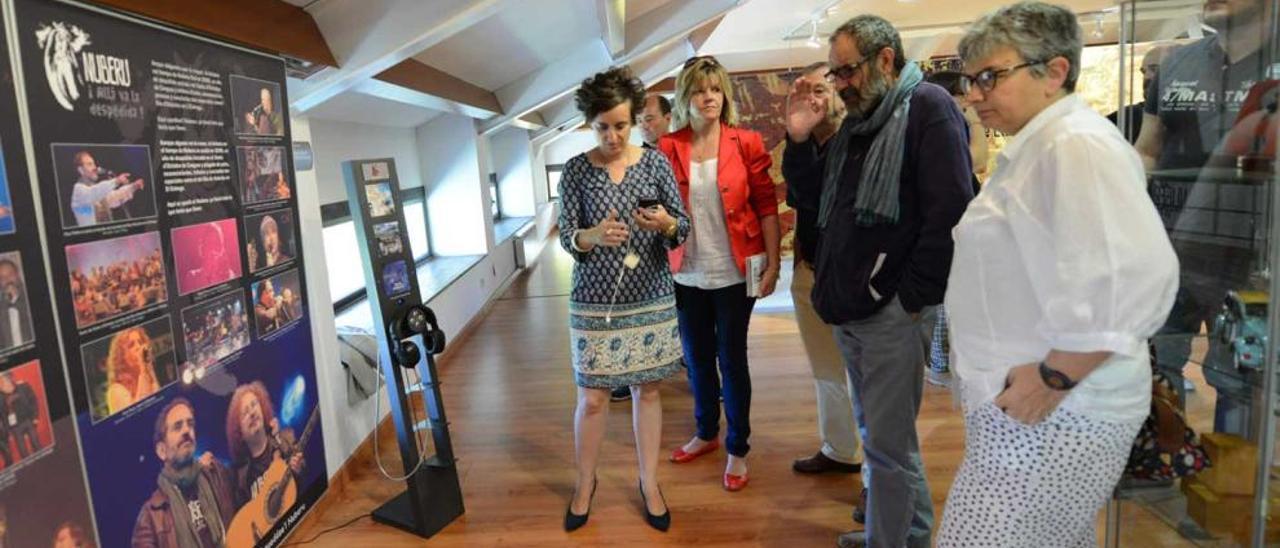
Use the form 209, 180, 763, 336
805, 19, 822, 48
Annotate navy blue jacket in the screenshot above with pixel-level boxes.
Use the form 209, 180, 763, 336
782, 83, 973, 324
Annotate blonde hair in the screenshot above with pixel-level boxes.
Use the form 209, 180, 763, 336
672, 57, 738, 129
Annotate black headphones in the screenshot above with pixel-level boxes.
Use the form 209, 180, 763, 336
388, 304, 447, 367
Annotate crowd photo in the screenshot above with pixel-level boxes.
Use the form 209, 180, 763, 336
180, 290, 250, 369
66, 232, 167, 329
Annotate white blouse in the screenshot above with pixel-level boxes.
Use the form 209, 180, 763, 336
674, 159, 746, 290
945, 94, 1179, 423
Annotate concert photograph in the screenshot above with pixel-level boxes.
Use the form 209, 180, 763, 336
49, 143, 156, 231
171, 218, 243, 296
245, 209, 295, 274
380, 259, 411, 297
372, 221, 403, 258
66, 231, 167, 329
361, 161, 390, 181
252, 268, 303, 338
80, 315, 177, 423
237, 145, 292, 205
364, 182, 394, 218
0, 146, 14, 235
0, 251, 34, 353
0, 360, 54, 474
230, 75, 284, 137
180, 289, 249, 370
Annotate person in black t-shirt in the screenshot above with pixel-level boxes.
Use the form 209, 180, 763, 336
225, 382, 302, 509
1106, 44, 1173, 143
1134, 0, 1271, 435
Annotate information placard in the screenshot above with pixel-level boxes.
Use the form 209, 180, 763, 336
11, 0, 327, 545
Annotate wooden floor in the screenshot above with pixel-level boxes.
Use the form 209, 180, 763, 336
288, 241, 1211, 547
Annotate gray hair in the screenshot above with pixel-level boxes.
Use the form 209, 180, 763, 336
801, 61, 829, 75
830, 15, 906, 73
958, 2, 1082, 92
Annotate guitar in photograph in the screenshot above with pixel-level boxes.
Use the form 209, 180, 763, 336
226, 407, 319, 547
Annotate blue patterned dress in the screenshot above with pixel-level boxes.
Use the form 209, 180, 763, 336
558, 148, 690, 388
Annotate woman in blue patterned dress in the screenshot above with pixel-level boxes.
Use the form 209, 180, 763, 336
558, 66, 689, 533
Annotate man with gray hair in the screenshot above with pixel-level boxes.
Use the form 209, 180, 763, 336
783, 61, 866, 481
785, 14, 973, 548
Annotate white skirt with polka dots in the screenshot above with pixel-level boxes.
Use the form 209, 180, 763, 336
938, 401, 1141, 548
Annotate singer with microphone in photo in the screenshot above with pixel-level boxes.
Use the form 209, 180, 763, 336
69, 150, 144, 227
557, 66, 689, 533
104, 325, 162, 416
244, 87, 283, 136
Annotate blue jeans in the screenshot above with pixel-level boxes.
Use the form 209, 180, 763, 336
675, 282, 756, 457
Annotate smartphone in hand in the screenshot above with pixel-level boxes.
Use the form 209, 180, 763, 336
637, 197, 661, 210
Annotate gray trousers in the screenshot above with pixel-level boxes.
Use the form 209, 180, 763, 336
833, 296, 936, 548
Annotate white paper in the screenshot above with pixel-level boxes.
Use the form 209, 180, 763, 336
745, 253, 766, 297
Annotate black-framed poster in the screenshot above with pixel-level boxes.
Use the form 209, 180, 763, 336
10, 0, 328, 546
0, 2, 96, 547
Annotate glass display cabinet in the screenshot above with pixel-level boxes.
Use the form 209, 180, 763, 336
1109, 0, 1280, 545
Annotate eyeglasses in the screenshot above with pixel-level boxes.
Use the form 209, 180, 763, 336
684, 55, 721, 69
825, 58, 869, 83
958, 60, 1046, 94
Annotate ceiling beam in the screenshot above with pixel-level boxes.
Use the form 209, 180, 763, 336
687, 14, 726, 52
90, 0, 336, 66
291, 0, 508, 113
482, 0, 740, 136
597, 0, 626, 58
373, 59, 502, 114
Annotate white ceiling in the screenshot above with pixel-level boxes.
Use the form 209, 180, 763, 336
412, 0, 601, 91
306, 91, 442, 128
285, 0, 1207, 137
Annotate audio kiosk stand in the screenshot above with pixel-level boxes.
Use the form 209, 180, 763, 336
342, 158, 464, 538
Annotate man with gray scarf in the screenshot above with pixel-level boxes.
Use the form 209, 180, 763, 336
132, 398, 236, 548
783, 14, 973, 548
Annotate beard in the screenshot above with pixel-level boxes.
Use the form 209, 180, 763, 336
840, 67, 892, 119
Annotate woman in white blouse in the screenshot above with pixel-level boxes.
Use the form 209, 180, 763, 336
937, 3, 1178, 546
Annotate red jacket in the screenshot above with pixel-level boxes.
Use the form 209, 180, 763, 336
658, 124, 777, 274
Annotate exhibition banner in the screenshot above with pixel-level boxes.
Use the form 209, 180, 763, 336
0, 2, 96, 547
11, 0, 327, 546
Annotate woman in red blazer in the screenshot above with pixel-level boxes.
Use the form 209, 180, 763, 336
658, 56, 780, 492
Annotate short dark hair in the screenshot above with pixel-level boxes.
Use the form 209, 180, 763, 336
831, 15, 906, 73
927, 70, 964, 96
153, 397, 194, 446
652, 94, 672, 116
574, 66, 647, 122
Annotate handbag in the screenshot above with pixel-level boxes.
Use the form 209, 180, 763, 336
1123, 342, 1211, 481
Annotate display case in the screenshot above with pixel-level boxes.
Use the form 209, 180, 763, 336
1109, 0, 1280, 546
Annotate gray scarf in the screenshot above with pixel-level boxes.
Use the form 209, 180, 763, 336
817, 62, 923, 228
158, 464, 227, 548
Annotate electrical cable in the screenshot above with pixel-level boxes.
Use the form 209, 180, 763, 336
371, 352, 431, 482
284, 514, 371, 542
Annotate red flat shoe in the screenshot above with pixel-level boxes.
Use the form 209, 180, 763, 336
723, 473, 748, 492
669, 439, 720, 463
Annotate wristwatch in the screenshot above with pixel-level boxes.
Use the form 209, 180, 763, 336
1038, 362, 1077, 391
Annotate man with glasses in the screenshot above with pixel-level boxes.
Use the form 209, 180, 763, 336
784, 14, 973, 548
1135, 0, 1270, 436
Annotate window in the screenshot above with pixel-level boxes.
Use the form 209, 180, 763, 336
489, 173, 501, 219
322, 220, 364, 305
404, 200, 430, 260
546, 164, 564, 200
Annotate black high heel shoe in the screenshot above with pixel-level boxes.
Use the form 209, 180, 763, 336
564, 478, 597, 532
638, 480, 671, 532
